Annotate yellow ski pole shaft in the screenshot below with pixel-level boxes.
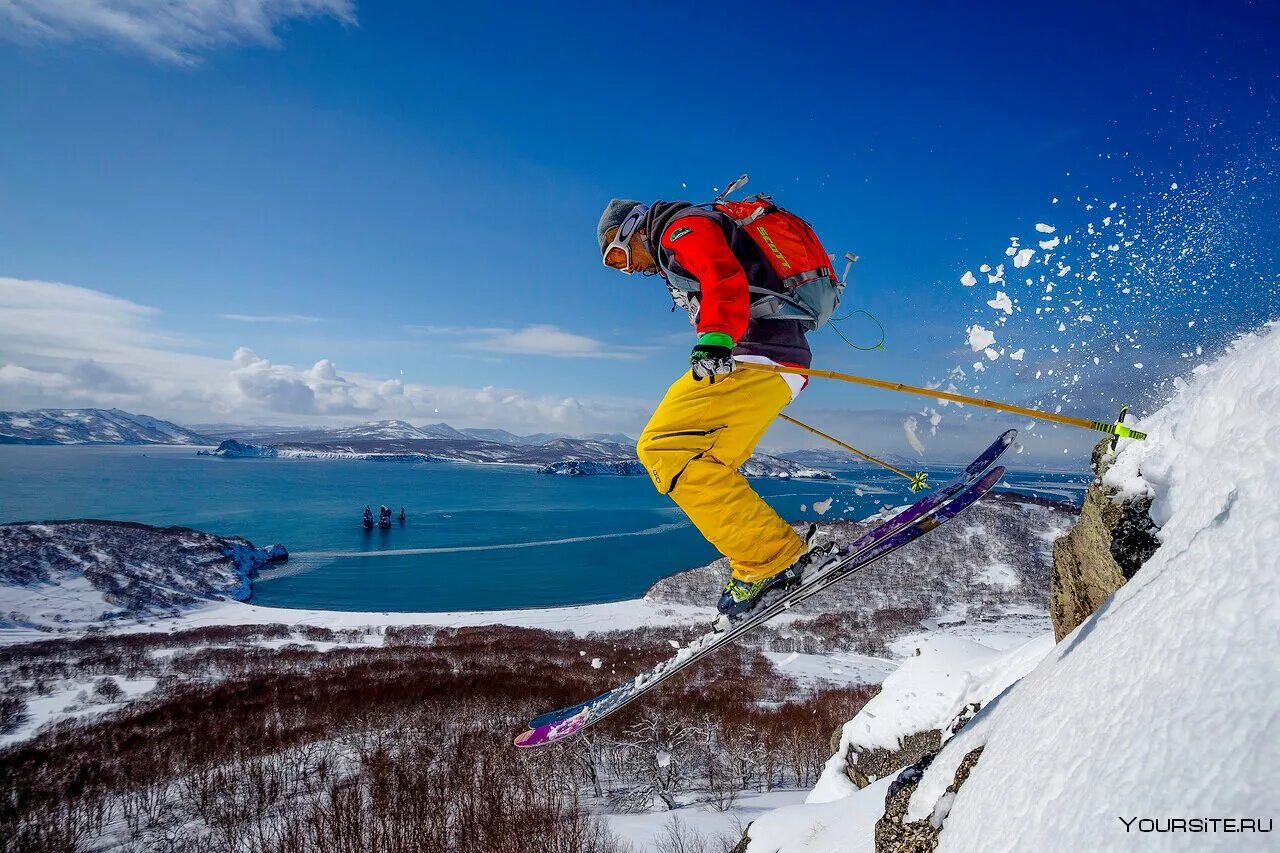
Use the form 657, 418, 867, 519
779, 413, 915, 482
742, 362, 1147, 441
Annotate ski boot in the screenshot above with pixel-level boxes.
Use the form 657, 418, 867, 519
713, 525, 838, 631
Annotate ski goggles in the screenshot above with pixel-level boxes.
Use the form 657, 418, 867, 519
601, 203, 649, 272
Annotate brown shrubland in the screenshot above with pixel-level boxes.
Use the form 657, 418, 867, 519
0, 623, 874, 852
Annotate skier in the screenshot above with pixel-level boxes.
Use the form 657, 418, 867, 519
598, 196, 840, 621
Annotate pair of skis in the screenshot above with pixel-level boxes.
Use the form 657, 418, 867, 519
513, 429, 1017, 748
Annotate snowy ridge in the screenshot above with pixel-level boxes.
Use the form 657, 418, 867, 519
745, 323, 1280, 852
0, 408, 212, 445
0, 521, 286, 630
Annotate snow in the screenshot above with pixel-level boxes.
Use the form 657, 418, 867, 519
976, 561, 1018, 589
960, 271, 977, 287
902, 417, 925, 455
806, 635, 1053, 806
965, 325, 995, 351
901, 322, 1280, 852
985, 291, 1013, 314
1009, 349, 1025, 361
746, 776, 894, 853
812, 497, 834, 516
0, 595, 716, 646
1, 675, 159, 749
1011, 248, 1035, 268
1034, 223, 1056, 234
605, 789, 807, 852
762, 650, 897, 688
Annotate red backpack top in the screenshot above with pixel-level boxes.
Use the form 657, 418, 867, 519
713, 197, 833, 287
706, 196, 843, 330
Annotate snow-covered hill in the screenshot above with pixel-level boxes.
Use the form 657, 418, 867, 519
744, 322, 1280, 852
0, 408, 212, 445
0, 521, 286, 630
647, 491, 1072, 647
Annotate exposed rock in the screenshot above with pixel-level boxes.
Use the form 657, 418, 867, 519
1050, 439, 1160, 640
846, 729, 942, 790
875, 747, 984, 852
539, 460, 646, 476
875, 754, 938, 852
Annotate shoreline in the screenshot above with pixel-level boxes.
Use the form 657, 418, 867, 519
0, 595, 717, 647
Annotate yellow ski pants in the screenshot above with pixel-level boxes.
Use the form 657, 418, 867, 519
636, 368, 805, 583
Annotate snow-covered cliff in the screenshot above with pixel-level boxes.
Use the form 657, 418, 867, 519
743, 322, 1280, 852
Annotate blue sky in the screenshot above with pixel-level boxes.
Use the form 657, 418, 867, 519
0, 1, 1276, 463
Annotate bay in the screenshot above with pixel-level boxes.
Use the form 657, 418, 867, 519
0, 445, 1086, 612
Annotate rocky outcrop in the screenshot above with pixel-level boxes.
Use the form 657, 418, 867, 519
539, 460, 646, 476
875, 747, 984, 852
845, 730, 942, 790
204, 439, 279, 458
1050, 439, 1160, 641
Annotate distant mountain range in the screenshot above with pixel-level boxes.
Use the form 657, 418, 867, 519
206, 437, 834, 480
0, 410, 638, 448
0, 409, 938, 476
190, 418, 636, 447
0, 409, 213, 446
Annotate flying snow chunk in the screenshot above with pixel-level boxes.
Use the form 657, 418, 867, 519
987, 291, 1014, 314
1013, 248, 1036, 268
903, 417, 926, 456
1038, 236, 1060, 250
984, 347, 1000, 361
813, 497, 834, 516
1170, 182, 1179, 190
1035, 223, 1056, 234
967, 324, 996, 351
961, 271, 978, 287
1010, 348, 1025, 361
1134, 362, 1145, 369
591, 658, 603, 669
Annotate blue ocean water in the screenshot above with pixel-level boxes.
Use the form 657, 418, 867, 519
0, 446, 1087, 612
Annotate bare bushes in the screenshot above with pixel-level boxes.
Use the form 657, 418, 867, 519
0, 625, 875, 852
0, 695, 25, 735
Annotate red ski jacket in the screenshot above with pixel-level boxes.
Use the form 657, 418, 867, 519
659, 214, 751, 342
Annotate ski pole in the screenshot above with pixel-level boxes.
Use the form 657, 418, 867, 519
742, 362, 1147, 441
779, 413, 930, 492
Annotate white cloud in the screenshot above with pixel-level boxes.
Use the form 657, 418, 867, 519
0, 276, 656, 434
0, 0, 355, 64
219, 313, 323, 324
421, 324, 649, 360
